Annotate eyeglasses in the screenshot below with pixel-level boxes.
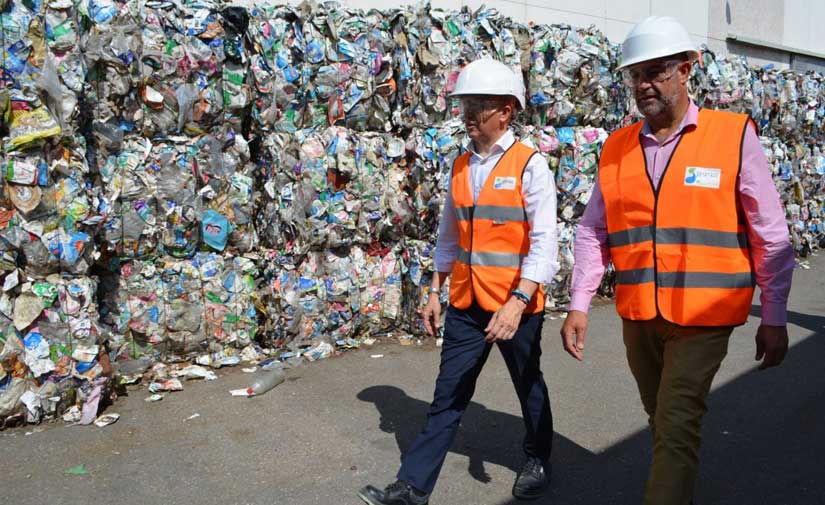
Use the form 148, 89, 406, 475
458, 98, 507, 119
621, 60, 685, 87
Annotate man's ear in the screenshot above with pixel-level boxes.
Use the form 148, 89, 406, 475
502, 99, 516, 125
678, 61, 692, 85
502, 105, 513, 125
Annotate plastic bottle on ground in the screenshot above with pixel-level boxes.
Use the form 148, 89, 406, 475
246, 369, 285, 396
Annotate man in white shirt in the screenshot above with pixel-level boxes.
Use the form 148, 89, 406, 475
359, 58, 560, 505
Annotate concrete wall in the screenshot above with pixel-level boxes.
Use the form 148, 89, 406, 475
705, 0, 788, 68
337, 0, 825, 71
706, 0, 825, 71
783, 0, 825, 56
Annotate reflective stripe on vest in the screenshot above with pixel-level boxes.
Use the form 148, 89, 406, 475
456, 247, 526, 268
449, 141, 545, 313
599, 108, 755, 326
608, 226, 749, 249
616, 268, 755, 288
455, 205, 527, 223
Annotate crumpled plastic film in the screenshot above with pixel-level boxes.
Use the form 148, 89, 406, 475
690, 47, 753, 115
81, 0, 142, 132
256, 125, 413, 253
97, 137, 160, 259
149, 136, 202, 258
0, 273, 109, 426
400, 238, 446, 332
245, 2, 402, 134
137, 1, 225, 138
761, 136, 825, 257
753, 66, 825, 143
108, 258, 165, 362
1, 1, 99, 277
0, 0, 85, 149
197, 131, 259, 253
260, 242, 403, 353
527, 23, 624, 129
690, 46, 825, 145
103, 253, 260, 363
0, 0, 112, 427
690, 46, 824, 255
392, 5, 520, 130
515, 124, 608, 308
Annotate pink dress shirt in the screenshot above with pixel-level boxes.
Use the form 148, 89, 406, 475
570, 101, 795, 326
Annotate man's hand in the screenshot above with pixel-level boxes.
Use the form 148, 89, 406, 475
560, 310, 588, 361
755, 324, 788, 370
485, 298, 525, 343
422, 293, 442, 337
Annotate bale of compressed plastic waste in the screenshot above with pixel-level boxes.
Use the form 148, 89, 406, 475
0, 0, 822, 427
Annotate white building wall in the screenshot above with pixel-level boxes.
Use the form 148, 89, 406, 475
783, 0, 825, 55
705, 0, 790, 68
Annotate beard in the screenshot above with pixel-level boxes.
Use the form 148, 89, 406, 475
635, 87, 678, 118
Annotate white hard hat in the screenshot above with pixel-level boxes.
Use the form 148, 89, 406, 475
450, 58, 526, 109
617, 16, 700, 70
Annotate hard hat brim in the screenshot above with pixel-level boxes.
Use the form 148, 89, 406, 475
617, 48, 701, 70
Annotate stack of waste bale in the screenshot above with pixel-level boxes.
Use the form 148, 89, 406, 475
0, 0, 110, 426
1, 0, 823, 427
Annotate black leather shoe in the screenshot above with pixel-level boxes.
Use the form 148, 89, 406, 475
512, 457, 550, 500
358, 480, 429, 505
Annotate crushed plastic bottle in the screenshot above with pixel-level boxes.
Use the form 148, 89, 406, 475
244, 368, 285, 397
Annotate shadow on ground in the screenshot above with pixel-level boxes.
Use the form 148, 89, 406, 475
751, 304, 825, 335
359, 310, 825, 505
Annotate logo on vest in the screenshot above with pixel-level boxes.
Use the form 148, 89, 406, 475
493, 176, 517, 190
684, 166, 721, 189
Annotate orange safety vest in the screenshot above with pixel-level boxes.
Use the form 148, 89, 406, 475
449, 141, 545, 314
598, 108, 755, 326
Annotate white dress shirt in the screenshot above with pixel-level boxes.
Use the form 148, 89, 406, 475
434, 129, 560, 284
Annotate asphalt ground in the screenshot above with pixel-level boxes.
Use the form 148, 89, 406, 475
2, 254, 823, 505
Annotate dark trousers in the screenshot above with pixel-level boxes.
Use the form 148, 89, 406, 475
397, 303, 554, 494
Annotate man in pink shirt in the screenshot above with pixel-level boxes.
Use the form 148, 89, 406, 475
560, 16, 794, 505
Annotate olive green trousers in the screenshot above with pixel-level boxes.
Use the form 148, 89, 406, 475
623, 316, 733, 505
